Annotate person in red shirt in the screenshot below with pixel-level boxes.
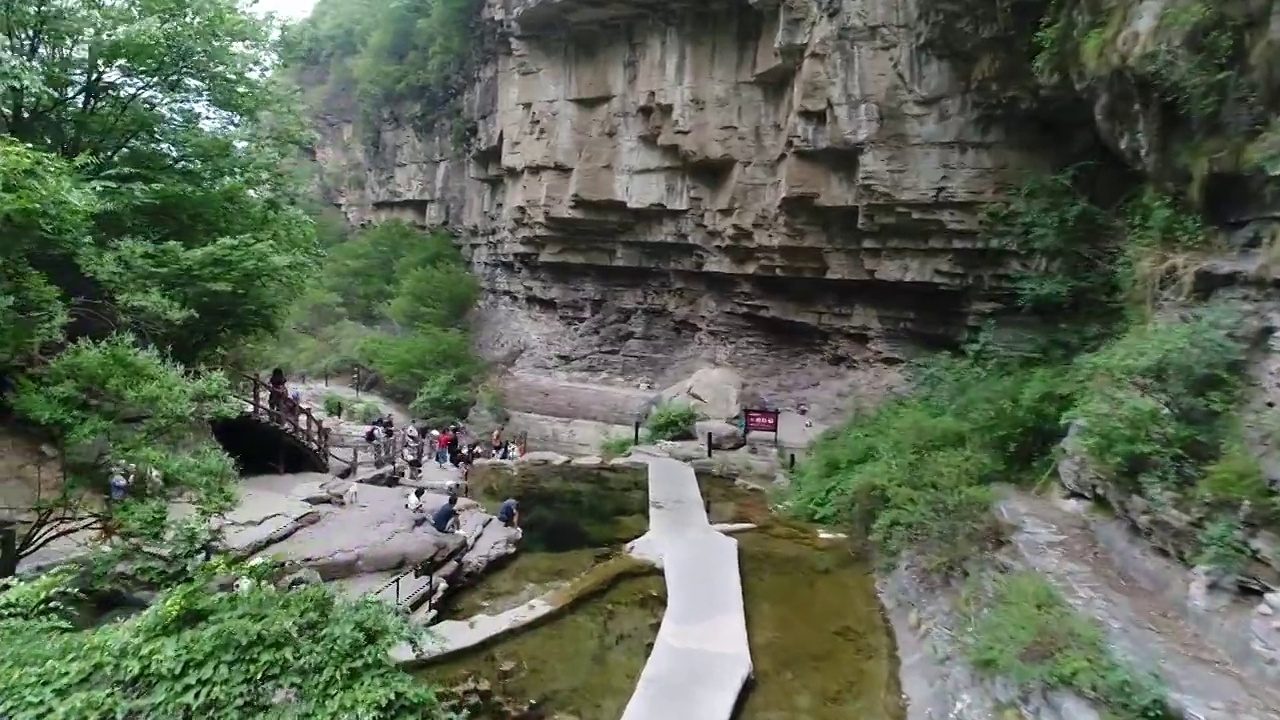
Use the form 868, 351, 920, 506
435, 428, 453, 468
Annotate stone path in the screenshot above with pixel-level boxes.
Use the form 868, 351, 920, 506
621, 450, 753, 720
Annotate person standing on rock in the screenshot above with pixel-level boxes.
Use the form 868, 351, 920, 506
491, 425, 505, 459
402, 425, 424, 480
430, 495, 460, 533
435, 427, 453, 468
365, 421, 387, 467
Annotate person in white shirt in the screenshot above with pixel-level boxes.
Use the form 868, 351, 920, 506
405, 487, 426, 512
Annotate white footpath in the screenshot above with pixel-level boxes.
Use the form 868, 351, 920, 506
622, 451, 753, 720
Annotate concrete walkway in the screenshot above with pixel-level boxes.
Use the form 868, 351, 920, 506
622, 451, 753, 720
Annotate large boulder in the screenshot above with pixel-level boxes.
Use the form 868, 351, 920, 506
696, 419, 746, 450
254, 484, 467, 580
660, 367, 744, 421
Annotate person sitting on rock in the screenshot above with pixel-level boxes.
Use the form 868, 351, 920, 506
405, 486, 426, 512
431, 495, 460, 534
496, 498, 519, 529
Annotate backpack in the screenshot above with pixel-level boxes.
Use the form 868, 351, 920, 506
364, 426, 377, 443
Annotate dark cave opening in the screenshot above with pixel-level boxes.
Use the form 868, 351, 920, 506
210, 415, 328, 476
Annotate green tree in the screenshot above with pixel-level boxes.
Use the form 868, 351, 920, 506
0, 141, 95, 367
7, 335, 239, 561
0, 0, 321, 364
0, 561, 453, 719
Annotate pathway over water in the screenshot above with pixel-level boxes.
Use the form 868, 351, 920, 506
622, 451, 753, 720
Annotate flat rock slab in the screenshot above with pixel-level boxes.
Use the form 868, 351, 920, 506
622, 455, 752, 720
256, 484, 482, 579
392, 597, 558, 664
213, 487, 321, 554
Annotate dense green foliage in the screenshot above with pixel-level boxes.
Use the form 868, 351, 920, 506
8, 336, 239, 560
0, 0, 321, 368
0, 560, 450, 719
790, 167, 1264, 708
282, 0, 482, 140
264, 220, 482, 426
644, 403, 700, 442
791, 172, 1256, 571
0, 0, 454, 714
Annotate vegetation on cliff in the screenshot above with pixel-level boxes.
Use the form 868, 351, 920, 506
282, 0, 484, 142
261, 219, 483, 426
797, 2, 1279, 710
0, 0, 451, 714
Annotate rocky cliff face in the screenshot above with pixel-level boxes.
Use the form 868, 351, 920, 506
311, 0, 1096, 389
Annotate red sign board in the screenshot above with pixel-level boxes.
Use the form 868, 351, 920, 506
743, 408, 779, 433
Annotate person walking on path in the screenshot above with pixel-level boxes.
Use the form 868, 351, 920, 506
267, 368, 287, 419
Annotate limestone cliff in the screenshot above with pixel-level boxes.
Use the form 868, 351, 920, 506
307, 0, 1107, 390
307, 0, 1280, 396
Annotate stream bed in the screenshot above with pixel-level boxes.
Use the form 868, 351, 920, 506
424, 465, 904, 719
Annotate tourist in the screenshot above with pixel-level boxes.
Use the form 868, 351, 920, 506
405, 487, 426, 512
431, 495, 460, 533
496, 498, 519, 529
403, 425, 424, 480
447, 424, 461, 466
365, 421, 387, 467
109, 466, 130, 502
267, 368, 287, 418
435, 427, 453, 468
491, 424, 504, 458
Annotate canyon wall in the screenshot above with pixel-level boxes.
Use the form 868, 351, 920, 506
310, 0, 1083, 396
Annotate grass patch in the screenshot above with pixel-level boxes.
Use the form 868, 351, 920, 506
962, 572, 1173, 720
599, 435, 637, 458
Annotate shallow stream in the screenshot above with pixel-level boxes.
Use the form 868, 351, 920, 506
425, 465, 903, 719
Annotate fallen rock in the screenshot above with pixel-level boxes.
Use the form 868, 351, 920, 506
1056, 421, 1100, 499
661, 367, 743, 421
570, 455, 604, 466
695, 420, 745, 450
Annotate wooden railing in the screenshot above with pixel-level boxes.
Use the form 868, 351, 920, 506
233, 373, 330, 460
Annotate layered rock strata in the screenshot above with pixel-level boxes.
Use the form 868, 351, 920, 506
312, 0, 1072, 386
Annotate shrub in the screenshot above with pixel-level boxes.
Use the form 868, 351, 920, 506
350, 401, 383, 423
789, 355, 1075, 573
1066, 305, 1248, 495
322, 393, 345, 416
644, 403, 699, 441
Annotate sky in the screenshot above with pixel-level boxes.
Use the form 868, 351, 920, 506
251, 0, 317, 20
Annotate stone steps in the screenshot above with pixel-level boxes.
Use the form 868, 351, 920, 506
373, 569, 437, 610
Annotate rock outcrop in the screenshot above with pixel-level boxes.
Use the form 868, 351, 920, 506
309, 0, 1087, 387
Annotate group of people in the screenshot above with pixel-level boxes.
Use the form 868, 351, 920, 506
364, 418, 523, 482
404, 486, 521, 538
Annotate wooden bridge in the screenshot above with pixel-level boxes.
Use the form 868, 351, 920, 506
223, 373, 333, 473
